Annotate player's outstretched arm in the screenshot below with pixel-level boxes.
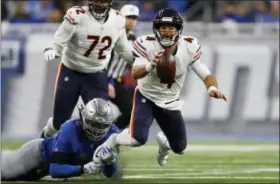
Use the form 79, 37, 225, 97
204, 75, 227, 101
190, 60, 227, 101
49, 162, 83, 178
49, 128, 102, 178
44, 8, 79, 61
44, 20, 75, 61
187, 37, 227, 101
49, 130, 84, 178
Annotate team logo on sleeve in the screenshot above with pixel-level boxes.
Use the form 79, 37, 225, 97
53, 148, 59, 152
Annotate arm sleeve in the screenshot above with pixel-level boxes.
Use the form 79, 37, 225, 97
50, 163, 82, 178
190, 59, 211, 80
114, 28, 134, 64
49, 129, 83, 178
102, 161, 118, 178
186, 37, 211, 80
45, 19, 76, 56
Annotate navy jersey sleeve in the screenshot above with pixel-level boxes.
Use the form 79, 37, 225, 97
111, 124, 120, 134
102, 162, 118, 178
49, 123, 83, 178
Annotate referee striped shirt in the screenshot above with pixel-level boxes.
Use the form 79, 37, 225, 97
107, 32, 136, 81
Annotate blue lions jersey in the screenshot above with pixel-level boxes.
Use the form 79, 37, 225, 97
40, 119, 119, 178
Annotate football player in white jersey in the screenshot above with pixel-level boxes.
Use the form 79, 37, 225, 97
41, 0, 134, 138
94, 9, 227, 167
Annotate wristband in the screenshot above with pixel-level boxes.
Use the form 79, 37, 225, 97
207, 86, 218, 94
145, 63, 153, 72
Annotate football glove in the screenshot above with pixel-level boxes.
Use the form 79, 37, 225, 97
93, 145, 117, 165
44, 49, 57, 61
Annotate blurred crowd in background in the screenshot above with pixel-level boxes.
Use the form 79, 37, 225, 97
1, 0, 279, 24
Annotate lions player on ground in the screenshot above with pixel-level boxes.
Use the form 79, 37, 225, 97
2, 99, 119, 181
41, 0, 134, 138
95, 9, 227, 166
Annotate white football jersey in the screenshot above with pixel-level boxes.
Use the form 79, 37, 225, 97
46, 6, 133, 73
132, 35, 202, 110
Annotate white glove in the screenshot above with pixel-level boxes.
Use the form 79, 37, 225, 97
93, 145, 117, 165
83, 161, 103, 174
44, 49, 57, 61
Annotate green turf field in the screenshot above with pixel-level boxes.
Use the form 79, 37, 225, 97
2, 141, 279, 184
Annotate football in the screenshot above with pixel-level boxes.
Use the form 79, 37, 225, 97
156, 49, 176, 86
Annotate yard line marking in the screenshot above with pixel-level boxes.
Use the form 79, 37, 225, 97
123, 175, 279, 180
127, 159, 279, 166
122, 168, 196, 171
135, 145, 279, 152
122, 168, 279, 173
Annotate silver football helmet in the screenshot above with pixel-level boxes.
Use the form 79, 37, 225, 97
79, 98, 114, 141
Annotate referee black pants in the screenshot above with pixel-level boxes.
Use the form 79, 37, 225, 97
110, 82, 134, 130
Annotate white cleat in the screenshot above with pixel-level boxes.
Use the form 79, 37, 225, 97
156, 132, 170, 166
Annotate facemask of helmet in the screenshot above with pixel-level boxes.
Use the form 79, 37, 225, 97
88, 0, 112, 20
79, 98, 113, 141
153, 9, 183, 48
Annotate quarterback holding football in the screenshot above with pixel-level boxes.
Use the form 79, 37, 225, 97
96, 8, 227, 166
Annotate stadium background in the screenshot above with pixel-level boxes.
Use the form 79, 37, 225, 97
1, 0, 279, 142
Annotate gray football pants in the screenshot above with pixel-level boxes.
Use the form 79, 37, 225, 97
1, 138, 48, 181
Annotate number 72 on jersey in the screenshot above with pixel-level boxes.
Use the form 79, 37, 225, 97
84, 35, 112, 60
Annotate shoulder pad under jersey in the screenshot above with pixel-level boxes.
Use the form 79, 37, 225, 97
111, 9, 125, 29
132, 35, 154, 59
183, 36, 201, 54
183, 36, 202, 62
64, 6, 86, 25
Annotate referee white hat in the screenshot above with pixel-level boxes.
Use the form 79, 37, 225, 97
120, 4, 139, 17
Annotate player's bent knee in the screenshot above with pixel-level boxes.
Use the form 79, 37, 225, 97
171, 147, 185, 155
170, 141, 187, 155
130, 137, 144, 147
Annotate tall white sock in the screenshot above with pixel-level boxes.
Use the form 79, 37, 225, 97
44, 117, 58, 137
115, 128, 141, 147
158, 131, 171, 150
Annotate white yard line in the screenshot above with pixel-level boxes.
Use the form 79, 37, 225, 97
123, 175, 279, 180
122, 168, 197, 171
128, 159, 279, 166
123, 167, 279, 174
136, 145, 279, 152
122, 168, 279, 173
